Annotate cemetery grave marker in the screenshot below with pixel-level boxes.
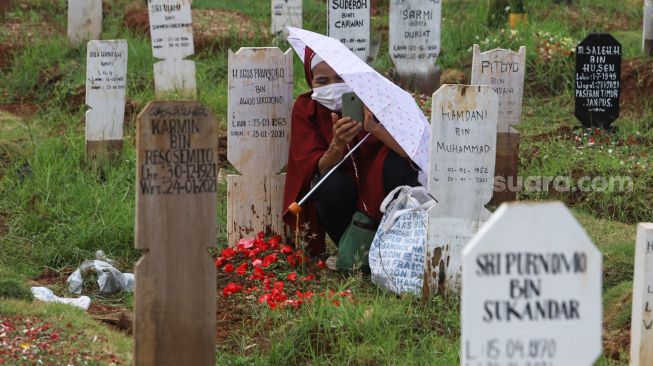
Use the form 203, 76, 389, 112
328, 0, 371, 62
135, 101, 218, 366
630, 223, 653, 366
271, 0, 302, 36
67, 0, 102, 47
471, 44, 526, 204
147, 0, 197, 98
227, 47, 292, 244
575, 33, 622, 129
461, 202, 603, 366
389, 0, 442, 95
645, 0, 653, 56
425, 85, 498, 298
85, 40, 128, 162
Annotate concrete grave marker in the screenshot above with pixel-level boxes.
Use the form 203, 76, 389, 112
389, 0, 442, 95
135, 101, 218, 366
67, 0, 102, 47
471, 44, 525, 204
328, 0, 371, 62
271, 0, 302, 35
630, 223, 653, 366
425, 85, 498, 297
227, 48, 292, 244
575, 33, 622, 129
85, 40, 128, 161
461, 202, 603, 366
645, 0, 653, 56
471, 45, 526, 133
147, 0, 197, 98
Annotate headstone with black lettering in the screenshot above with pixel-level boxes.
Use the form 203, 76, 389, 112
575, 33, 621, 129
85, 40, 128, 161
147, 0, 197, 98
630, 223, 653, 366
135, 101, 218, 366
424, 85, 498, 298
67, 0, 102, 46
471, 44, 525, 204
271, 0, 302, 35
227, 48, 292, 244
389, 0, 442, 95
328, 0, 371, 62
461, 202, 603, 365
645, 0, 653, 56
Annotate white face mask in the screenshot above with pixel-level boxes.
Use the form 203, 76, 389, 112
310, 82, 353, 111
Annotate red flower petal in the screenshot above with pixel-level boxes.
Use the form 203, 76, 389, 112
281, 245, 294, 255
287, 272, 298, 282
236, 262, 248, 275
222, 282, 243, 296
223, 264, 234, 273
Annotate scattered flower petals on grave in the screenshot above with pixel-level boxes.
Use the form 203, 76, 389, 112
214, 234, 351, 310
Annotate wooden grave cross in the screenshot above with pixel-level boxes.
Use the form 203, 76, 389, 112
471, 44, 526, 205
630, 223, 653, 366
327, 0, 371, 62
85, 40, 128, 162
389, 0, 442, 95
147, 0, 197, 98
424, 85, 498, 298
134, 101, 218, 366
461, 202, 603, 365
271, 0, 302, 36
227, 47, 293, 244
67, 0, 102, 46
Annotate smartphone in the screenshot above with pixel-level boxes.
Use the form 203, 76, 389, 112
342, 92, 364, 123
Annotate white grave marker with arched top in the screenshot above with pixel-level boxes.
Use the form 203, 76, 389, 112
271, 0, 302, 35
462, 202, 603, 366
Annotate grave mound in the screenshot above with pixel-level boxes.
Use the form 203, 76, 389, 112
621, 59, 653, 112
122, 7, 265, 54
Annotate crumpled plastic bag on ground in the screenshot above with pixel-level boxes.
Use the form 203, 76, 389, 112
66, 259, 134, 295
31, 286, 91, 311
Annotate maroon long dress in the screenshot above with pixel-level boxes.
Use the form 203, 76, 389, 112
282, 47, 390, 255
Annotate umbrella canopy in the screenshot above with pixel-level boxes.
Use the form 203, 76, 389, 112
286, 26, 431, 185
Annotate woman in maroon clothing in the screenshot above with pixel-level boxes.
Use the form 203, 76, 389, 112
283, 47, 419, 257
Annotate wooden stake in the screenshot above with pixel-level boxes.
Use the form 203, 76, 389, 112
135, 101, 218, 366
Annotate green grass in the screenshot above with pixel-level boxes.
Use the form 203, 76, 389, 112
0, 0, 650, 364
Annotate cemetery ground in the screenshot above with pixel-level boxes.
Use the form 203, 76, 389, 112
0, 0, 651, 364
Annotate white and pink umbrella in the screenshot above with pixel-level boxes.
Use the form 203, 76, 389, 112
286, 26, 431, 186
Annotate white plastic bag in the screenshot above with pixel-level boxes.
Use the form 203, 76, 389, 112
67, 260, 134, 295
31, 286, 91, 311
369, 186, 436, 295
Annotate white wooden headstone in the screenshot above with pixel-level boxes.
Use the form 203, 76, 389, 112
271, 0, 302, 35
461, 202, 603, 366
147, 0, 197, 98
630, 223, 653, 366
389, 0, 442, 94
328, 0, 371, 62
85, 40, 128, 160
425, 85, 497, 298
227, 48, 293, 244
471, 44, 526, 133
67, 0, 102, 47
645, 0, 653, 56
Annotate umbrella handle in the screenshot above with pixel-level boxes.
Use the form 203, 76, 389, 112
287, 133, 372, 216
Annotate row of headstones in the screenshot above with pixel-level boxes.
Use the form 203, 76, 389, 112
82, 0, 197, 161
